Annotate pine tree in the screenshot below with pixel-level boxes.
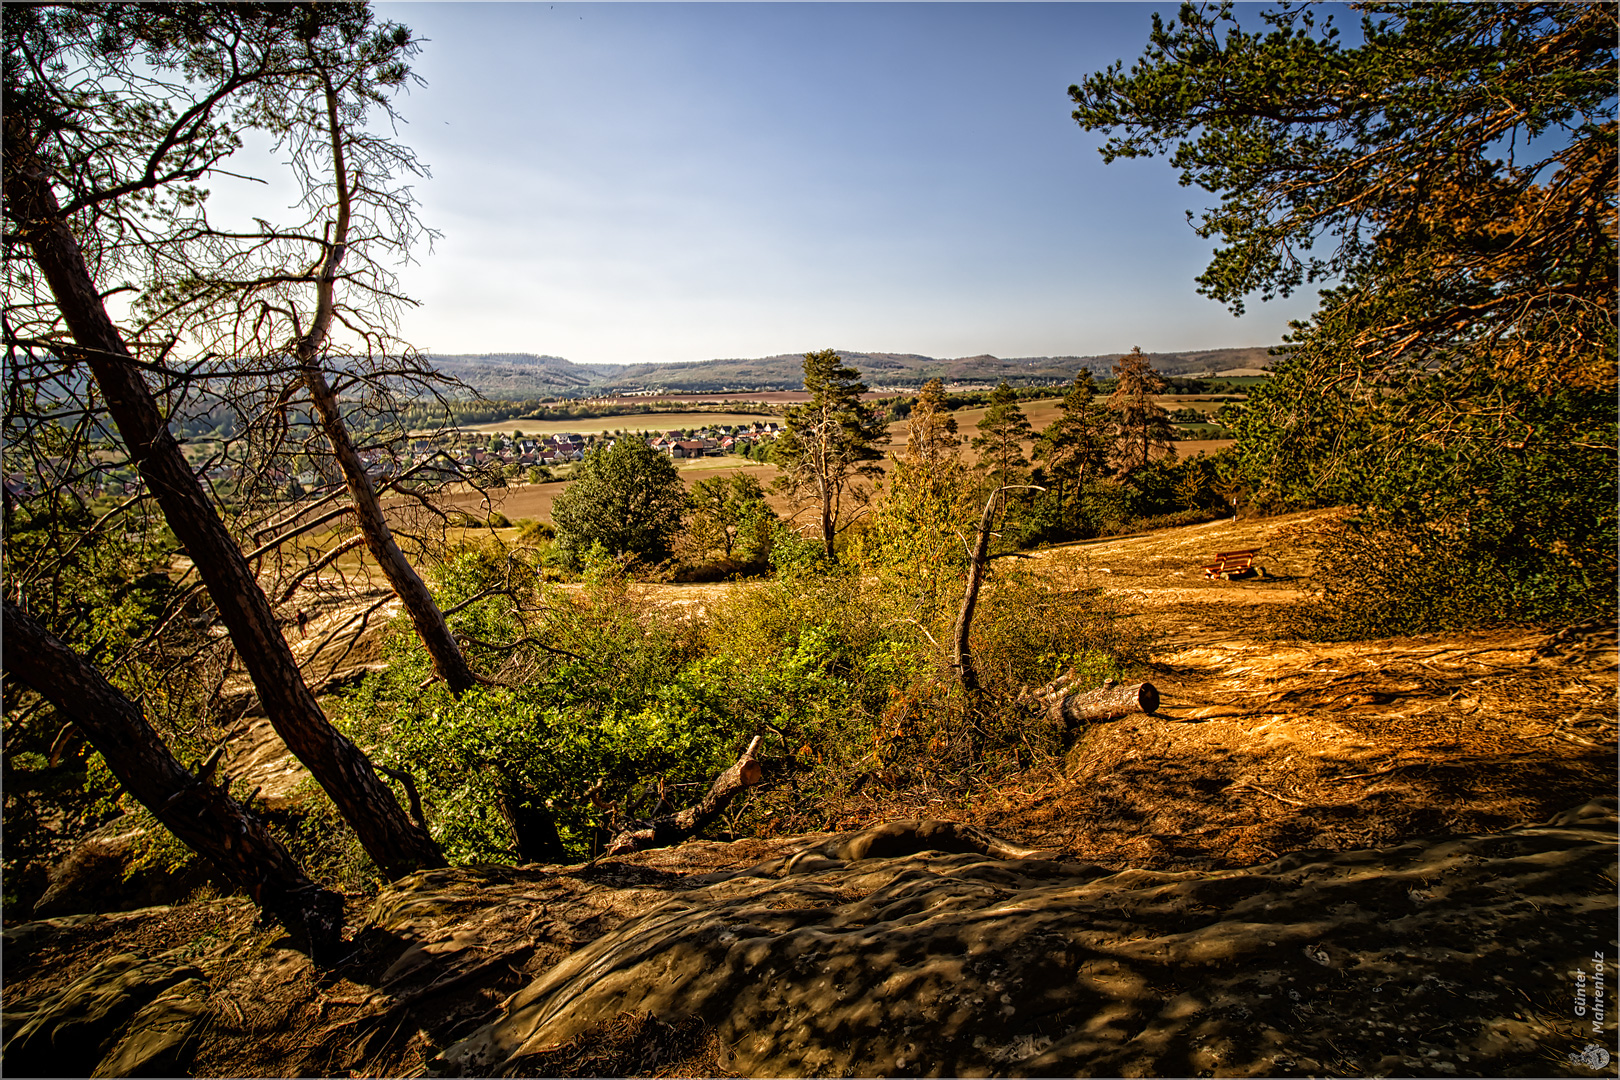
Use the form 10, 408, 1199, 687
1108, 348, 1176, 475
1034, 371, 1113, 533
905, 378, 961, 475
970, 381, 1032, 486
773, 350, 889, 559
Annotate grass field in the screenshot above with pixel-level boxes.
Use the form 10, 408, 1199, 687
456, 412, 779, 437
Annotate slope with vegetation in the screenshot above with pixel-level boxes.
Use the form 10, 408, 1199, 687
3, 2, 1615, 1077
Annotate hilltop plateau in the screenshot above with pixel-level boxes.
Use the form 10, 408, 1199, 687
4, 511, 1614, 1079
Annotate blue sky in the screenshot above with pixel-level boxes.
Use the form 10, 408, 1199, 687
364, 2, 1322, 365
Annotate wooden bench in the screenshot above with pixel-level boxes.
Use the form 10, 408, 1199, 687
1204, 548, 1261, 580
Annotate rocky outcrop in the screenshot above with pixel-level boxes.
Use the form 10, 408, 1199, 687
2, 950, 209, 1077
435, 801, 1618, 1078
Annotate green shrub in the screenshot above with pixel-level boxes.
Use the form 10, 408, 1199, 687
1286, 514, 1618, 640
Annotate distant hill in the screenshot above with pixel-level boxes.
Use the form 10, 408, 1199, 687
422, 346, 1277, 398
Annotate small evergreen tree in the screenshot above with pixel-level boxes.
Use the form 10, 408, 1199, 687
905, 378, 960, 476
1108, 347, 1176, 475
772, 350, 889, 559
970, 381, 1032, 487
1034, 371, 1112, 502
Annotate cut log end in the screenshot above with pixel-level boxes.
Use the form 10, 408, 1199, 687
1048, 681, 1161, 728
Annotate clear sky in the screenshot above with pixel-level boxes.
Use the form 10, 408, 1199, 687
361, 1, 1320, 365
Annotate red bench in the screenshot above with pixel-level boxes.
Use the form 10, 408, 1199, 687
1204, 548, 1261, 580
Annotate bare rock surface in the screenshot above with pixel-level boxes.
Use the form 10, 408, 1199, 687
2, 949, 208, 1078
435, 803, 1617, 1078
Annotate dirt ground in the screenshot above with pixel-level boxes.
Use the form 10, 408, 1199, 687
5, 510, 1614, 1078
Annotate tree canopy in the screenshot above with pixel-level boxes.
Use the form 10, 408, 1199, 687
1107, 348, 1176, 475
1073, 2, 1617, 628
772, 350, 888, 559
970, 381, 1032, 487
552, 439, 687, 566
1071, 2, 1616, 386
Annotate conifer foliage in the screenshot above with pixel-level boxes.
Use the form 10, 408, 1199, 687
970, 381, 1033, 486
773, 350, 889, 559
1035, 371, 1113, 499
1107, 348, 1176, 475
1072, 2, 1618, 628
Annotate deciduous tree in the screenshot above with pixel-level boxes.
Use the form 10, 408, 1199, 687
686, 472, 774, 564
552, 438, 686, 566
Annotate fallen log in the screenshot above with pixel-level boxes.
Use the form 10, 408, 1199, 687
1024, 675, 1160, 731
604, 736, 764, 856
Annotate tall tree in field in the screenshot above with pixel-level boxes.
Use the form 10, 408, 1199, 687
970, 381, 1033, 486
773, 350, 888, 559
1072, 2, 1616, 623
2, 4, 442, 877
1107, 348, 1176, 475
905, 378, 961, 478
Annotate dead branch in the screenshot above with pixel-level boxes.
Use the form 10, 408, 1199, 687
604, 736, 764, 856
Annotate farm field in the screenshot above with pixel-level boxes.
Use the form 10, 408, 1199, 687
425, 404, 1235, 529
453, 411, 778, 437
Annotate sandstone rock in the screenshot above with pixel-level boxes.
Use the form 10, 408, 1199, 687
3, 951, 206, 1078
91, 976, 209, 1078
434, 801, 1617, 1078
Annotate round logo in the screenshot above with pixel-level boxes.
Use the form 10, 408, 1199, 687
1568, 1043, 1612, 1070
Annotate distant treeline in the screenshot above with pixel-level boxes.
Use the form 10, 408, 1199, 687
163, 375, 1257, 442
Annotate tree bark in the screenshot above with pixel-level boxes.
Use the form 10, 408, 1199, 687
3, 601, 345, 962
294, 75, 479, 696
1038, 679, 1160, 731
952, 490, 1001, 696
301, 364, 479, 694
951, 485, 1044, 696
6, 142, 443, 880
604, 736, 763, 856
487, 766, 567, 864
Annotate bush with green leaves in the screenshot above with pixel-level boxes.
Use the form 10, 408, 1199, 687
336, 514, 1162, 862
551, 438, 687, 568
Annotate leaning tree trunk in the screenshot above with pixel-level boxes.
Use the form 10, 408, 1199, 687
3, 601, 345, 962
6, 142, 443, 880
952, 484, 1045, 696
300, 362, 478, 695
295, 78, 480, 696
